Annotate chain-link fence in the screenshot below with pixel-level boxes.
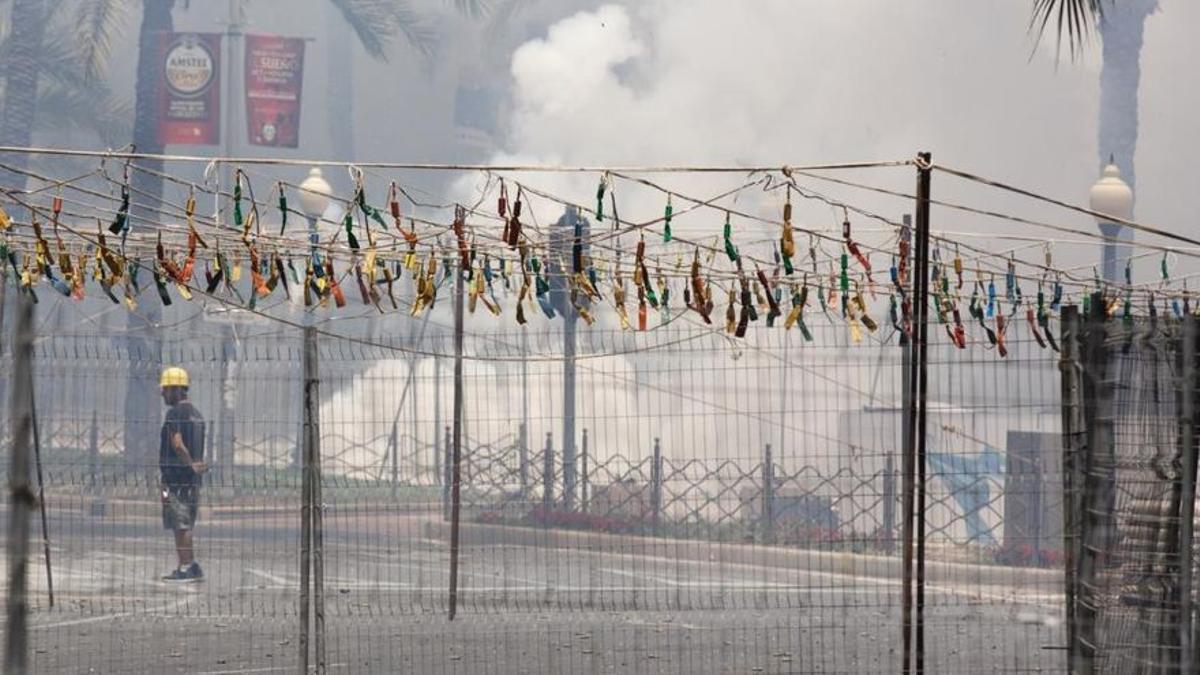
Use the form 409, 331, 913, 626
0, 289, 1082, 673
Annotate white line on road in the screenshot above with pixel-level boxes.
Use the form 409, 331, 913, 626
196, 662, 346, 674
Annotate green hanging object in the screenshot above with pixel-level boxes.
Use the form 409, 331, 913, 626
595, 177, 606, 222
663, 195, 673, 243
1162, 253, 1170, 282
1083, 295, 1092, 315
233, 176, 244, 228
344, 213, 360, 251
782, 249, 794, 275
840, 253, 850, 293
723, 212, 738, 262
278, 187, 289, 235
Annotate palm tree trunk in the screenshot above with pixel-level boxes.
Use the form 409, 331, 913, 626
1097, 0, 1156, 278
0, 0, 48, 190
131, 0, 174, 222
123, 0, 173, 471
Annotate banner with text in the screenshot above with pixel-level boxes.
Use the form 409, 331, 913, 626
158, 32, 221, 146
245, 35, 306, 148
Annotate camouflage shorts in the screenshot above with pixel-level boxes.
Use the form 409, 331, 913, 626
161, 486, 199, 531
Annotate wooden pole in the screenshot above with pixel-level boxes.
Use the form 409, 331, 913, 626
4, 295, 35, 675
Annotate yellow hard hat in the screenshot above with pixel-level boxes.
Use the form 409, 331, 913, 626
160, 367, 189, 389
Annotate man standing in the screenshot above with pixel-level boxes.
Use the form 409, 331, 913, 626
159, 366, 207, 583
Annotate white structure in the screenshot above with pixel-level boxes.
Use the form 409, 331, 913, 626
1089, 162, 1135, 284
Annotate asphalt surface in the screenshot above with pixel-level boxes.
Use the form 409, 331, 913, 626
1, 502, 1067, 673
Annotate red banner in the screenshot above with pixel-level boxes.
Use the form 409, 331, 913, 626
157, 32, 221, 146
245, 35, 306, 148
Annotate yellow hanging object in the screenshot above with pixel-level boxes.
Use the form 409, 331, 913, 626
849, 318, 863, 343
231, 261, 242, 282
0, 203, 10, 230
613, 273, 631, 331
468, 269, 482, 313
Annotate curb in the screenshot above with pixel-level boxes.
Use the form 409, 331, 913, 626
423, 520, 1063, 588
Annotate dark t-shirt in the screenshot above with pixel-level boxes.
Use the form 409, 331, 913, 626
160, 401, 206, 489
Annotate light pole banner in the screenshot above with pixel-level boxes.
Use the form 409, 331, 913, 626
245, 34, 306, 148
157, 32, 222, 146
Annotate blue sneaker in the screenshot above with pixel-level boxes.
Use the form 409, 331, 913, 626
163, 563, 203, 583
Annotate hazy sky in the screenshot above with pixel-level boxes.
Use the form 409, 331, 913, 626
86, 0, 1200, 281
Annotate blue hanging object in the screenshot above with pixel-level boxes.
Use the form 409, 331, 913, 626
986, 279, 996, 318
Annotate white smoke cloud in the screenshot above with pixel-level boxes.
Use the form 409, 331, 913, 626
479, 0, 1199, 279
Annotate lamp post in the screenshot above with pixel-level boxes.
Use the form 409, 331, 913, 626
1089, 161, 1135, 285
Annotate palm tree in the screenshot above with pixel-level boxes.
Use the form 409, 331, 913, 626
113, 0, 487, 468
1033, 0, 1157, 284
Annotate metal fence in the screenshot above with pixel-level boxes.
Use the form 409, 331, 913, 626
1, 290, 1073, 673
1061, 304, 1200, 674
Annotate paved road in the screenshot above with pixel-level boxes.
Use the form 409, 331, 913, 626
1, 503, 1067, 673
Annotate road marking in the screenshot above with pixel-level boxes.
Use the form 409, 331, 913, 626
196, 663, 346, 674
246, 568, 292, 586
32, 596, 193, 630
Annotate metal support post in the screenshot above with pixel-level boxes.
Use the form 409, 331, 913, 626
762, 444, 775, 544
651, 438, 663, 537
5, 296, 34, 675
902, 151, 933, 675
1177, 315, 1197, 675
581, 429, 590, 514
448, 261, 465, 621
542, 433, 554, 517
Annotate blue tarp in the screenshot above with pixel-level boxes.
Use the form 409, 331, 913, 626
927, 446, 1004, 545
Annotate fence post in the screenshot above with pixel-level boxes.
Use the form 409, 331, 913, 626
299, 324, 326, 673
88, 410, 106, 517
651, 438, 663, 537
1059, 304, 1083, 673
442, 426, 452, 521
5, 296, 34, 675
518, 423, 529, 501
762, 444, 775, 544
883, 454, 895, 554
1076, 292, 1111, 674
581, 429, 590, 514
1177, 315, 1197, 675
542, 433, 554, 518
390, 418, 399, 498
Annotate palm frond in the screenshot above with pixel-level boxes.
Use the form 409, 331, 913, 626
327, 0, 438, 61
482, 0, 535, 52
72, 0, 131, 81
1031, 0, 1107, 60
447, 0, 489, 19
0, 78, 133, 145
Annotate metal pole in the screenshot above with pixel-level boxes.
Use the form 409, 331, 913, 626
581, 428, 589, 514
762, 444, 775, 544
448, 261, 465, 621
902, 152, 933, 675
4, 296, 34, 675
443, 426, 451, 521
651, 438, 663, 537
434, 355, 442, 486
562, 305, 577, 511
518, 422, 529, 500
542, 433, 554, 517
1177, 315, 1197, 675
913, 152, 933, 675
390, 418, 399, 497
307, 327, 326, 674
1059, 306, 1082, 672
29, 396, 52, 608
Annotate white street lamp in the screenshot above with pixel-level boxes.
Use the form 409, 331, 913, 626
297, 167, 333, 226
1089, 161, 1134, 284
